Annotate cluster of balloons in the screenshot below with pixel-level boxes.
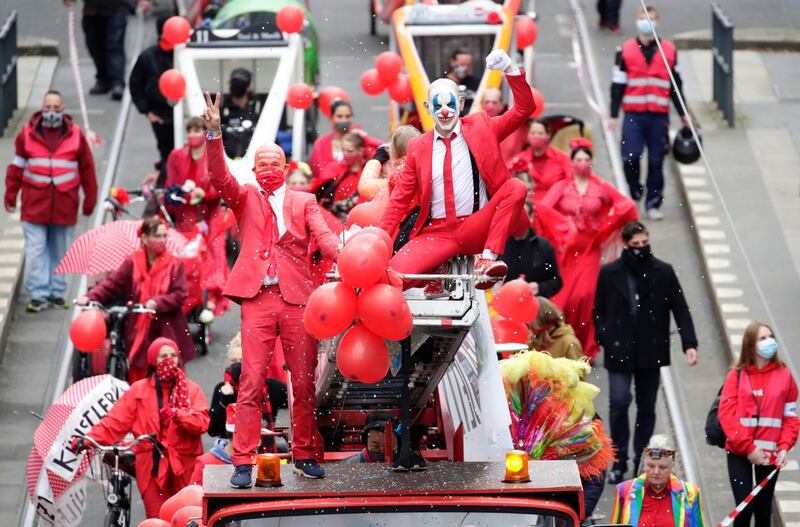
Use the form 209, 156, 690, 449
490, 277, 541, 345
275, 5, 305, 34
303, 227, 412, 384
359, 51, 413, 104
70, 309, 106, 351
157, 16, 192, 102
135, 484, 204, 526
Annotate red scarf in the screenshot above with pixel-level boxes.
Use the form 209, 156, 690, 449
157, 359, 190, 410
129, 249, 175, 362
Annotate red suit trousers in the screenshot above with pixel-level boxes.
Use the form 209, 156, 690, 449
390, 177, 527, 274
232, 285, 318, 465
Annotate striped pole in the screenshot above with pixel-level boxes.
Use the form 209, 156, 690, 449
718, 468, 779, 527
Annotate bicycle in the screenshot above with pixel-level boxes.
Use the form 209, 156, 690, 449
74, 434, 164, 527
72, 302, 157, 383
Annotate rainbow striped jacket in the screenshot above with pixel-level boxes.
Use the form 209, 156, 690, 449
611, 474, 705, 527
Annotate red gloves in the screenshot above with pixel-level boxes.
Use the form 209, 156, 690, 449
159, 406, 177, 423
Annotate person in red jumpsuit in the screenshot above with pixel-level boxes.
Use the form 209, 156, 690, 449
379, 50, 534, 288
78, 337, 209, 518
203, 92, 341, 485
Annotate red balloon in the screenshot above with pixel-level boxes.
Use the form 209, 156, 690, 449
159, 69, 186, 101
163, 16, 191, 46
276, 5, 305, 34
337, 324, 389, 383
346, 189, 388, 228
287, 82, 314, 110
137, 520, 170, 527
318, 86, 350, 118
375, 51, 403, 84
492, 278, 540, 323
160, 485, 203, 522
338, 234, 390, 289
360, 68, 386, 96
70, 310, 106, 351
515, 16, 538, 49
486, 11, 502, 24
171, 505, 203, 527
350, 226, 392, 256
388, 74, 413, 104
303, 282, 357, 339
357, 284, 412, 340
491, 316, 529, 344
530, 88, 545, 118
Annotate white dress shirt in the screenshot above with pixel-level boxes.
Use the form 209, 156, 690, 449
430, 121, 488, 219
262, 183, 287, 285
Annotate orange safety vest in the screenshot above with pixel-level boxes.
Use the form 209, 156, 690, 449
20, 123, 82, 191
621, 38, 676, 114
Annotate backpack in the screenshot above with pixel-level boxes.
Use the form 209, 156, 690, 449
705, 369, 740, 448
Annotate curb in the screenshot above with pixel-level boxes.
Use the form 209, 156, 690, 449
17, 37, 60, 57
673, 27, 800, 51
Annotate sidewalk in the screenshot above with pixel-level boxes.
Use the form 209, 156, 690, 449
676, 48, 800, 523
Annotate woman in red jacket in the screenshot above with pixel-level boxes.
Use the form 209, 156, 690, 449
719, 321, 799, 527
308, 100, 383, 178
84, 337, 210, 518
77, 216, 194, 382
507, 120, 572, 203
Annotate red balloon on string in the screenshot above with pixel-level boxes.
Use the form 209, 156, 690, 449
388, 74, 413, 104
360, 68, 386, 96
70, 310, 107, 351
137, 520, 170, 527
303, 282, 357, 339
337, 324, 389, 384
159, 69, 186, 101
515, 16, 538, 49
357, 284, 412, 341
375, 51, 403, 84
338, 234, 390, 289
171, 505, 203, 527
530, 88, 545, 118
350, 226, 393, 255
276, 5, 305, 34
492, 277, 540, 323
287, 82, 314, 109
160, 484, 203, 522
491, 316, 529, 344
163, 16, 191, 47
318, 86, 350, 118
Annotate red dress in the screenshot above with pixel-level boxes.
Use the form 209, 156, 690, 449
542, 174, 637, 360
508, 146, 572, 201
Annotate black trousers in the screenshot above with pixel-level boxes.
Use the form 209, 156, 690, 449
608, 369, 660, 470
597, 0, 622, 26
727, 453, 778, 527
82, 10, 127, 87
151, 120, 175, 186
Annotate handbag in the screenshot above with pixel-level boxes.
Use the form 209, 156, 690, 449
705, 369, 741, 448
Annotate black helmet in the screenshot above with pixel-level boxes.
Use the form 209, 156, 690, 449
360, 412, 397, 445
672, 126, 702, 164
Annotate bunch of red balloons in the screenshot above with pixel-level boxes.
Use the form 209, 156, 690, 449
137, 484, 204, 527
303, 228, 412, 384
358, 51, 413, 104
490, 277, 540, 346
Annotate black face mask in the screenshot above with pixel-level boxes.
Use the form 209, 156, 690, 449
625, 244, 653, 261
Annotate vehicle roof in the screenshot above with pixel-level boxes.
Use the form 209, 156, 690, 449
215, 0, 313, 25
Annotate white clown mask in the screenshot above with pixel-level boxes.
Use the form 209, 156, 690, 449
425, 79, 463, 134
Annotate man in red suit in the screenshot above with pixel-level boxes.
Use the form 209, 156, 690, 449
203, 92, 340, 485
379, 50, 535, 289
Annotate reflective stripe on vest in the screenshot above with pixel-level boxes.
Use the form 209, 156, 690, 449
22, 122, 82, 191
739, 417, 783, 428
26, 158, 79, 169
23, 170, 79, 186
786, 402, 798, 417
621, 38, 675, 114
621, 94, 671, 107
754, 439, 778, 451
11, 155, 27, 168
626, 77, 672, 89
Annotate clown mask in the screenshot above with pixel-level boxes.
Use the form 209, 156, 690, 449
425, 79, 463, 135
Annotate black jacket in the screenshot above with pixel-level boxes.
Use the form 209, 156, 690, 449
593, 254, 697, 372
501, 229, 562, 298
129, 44, 173, 120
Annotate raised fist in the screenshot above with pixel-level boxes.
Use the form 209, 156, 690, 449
486, 49, 513, 72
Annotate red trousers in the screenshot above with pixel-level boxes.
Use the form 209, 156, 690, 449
232, 285, 318, 465
139, 469, 189, 518
390, 178, 528, 274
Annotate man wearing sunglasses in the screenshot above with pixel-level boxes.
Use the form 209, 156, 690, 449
611, 435, 705, 527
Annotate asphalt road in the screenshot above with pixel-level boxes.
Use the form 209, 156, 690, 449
2, 0, 798, 525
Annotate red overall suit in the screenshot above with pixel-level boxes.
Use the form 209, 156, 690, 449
379, 72, 534, 275
206, 137, 340, 465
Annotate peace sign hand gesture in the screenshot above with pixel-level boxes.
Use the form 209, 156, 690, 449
203, 91, 222, 131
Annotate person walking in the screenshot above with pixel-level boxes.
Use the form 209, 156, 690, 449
75, 338, 209, 518
608, 5, 689, 221
593, 221, 697, 484
527, 297, 582, 360
719, 322, 799, 527
597, 0, 623, 32
507, 119, 572, 202
5, 90, 98, 312
611, 435, 705, 527
130, 15, 174, 183
203, 91, 341, 485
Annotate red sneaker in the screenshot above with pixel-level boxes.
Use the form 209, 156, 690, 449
474, 258, 507, 290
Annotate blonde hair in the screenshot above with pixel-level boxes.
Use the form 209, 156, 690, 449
389, 125, 421, 160
227, 332, 242, 363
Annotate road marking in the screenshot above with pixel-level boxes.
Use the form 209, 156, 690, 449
780, 501, 800, 513
726, 319, 751, 330
688, 190, 714, 201
699, 230, 726, 240
695, 216, 720, 226
716, 287, 744, 298
721, 303, 749, 314
0, 267, 18, 279
776, 480, 800, 491
707, 258, 731, 269
2, 225, 23, 236
0, 239, 24, 250
712, 273, 737, 284
682, 177, 707, 187
0, 253, 23, 263
703, 244, 731, 255
680, 165, 707, 175
692, 203, 714, 213
0, 282, 14, 294
784, 460, 799, 471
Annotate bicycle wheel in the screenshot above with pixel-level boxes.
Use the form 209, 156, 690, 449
72, 351, 91, 383
103, 507, 128, 527
107, 353, 128, 383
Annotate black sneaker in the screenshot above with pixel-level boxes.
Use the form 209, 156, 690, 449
229, 464, 253, 488
47, 297, 70, 309
26, 299, 48, 313
110, 84, 125, 101
89, 83, 111, 95
607, 463, 626, 485
410, 451, 427, 471
293, 459, 325, 479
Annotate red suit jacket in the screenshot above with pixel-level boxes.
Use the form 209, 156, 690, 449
379, 71, 534, 238
207, 138, 340, 305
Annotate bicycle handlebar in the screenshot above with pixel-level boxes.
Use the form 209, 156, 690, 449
75, 301, 156, 316
77, 434, 162, 454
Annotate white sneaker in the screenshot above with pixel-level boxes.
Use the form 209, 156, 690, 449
646, 208, 664, 221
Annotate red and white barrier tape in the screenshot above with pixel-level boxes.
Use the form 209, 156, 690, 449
67, 9, 100, 147
718, 467, 779, 527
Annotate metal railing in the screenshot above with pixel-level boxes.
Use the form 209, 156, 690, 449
0, 10, 18, 136
711, 2, 734, 127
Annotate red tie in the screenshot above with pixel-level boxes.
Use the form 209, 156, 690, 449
261, 194, 280, 280
438, 135, 457, 224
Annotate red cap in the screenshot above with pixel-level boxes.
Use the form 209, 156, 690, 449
147, 337, 179, 367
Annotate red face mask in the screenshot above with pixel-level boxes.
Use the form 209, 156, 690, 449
187, 135, 204, 148
256, 167, 285, 192
528, 135, 549, 151
147, 239, 167, 256
483, 101, 503, 117
572, 160, 592, 178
